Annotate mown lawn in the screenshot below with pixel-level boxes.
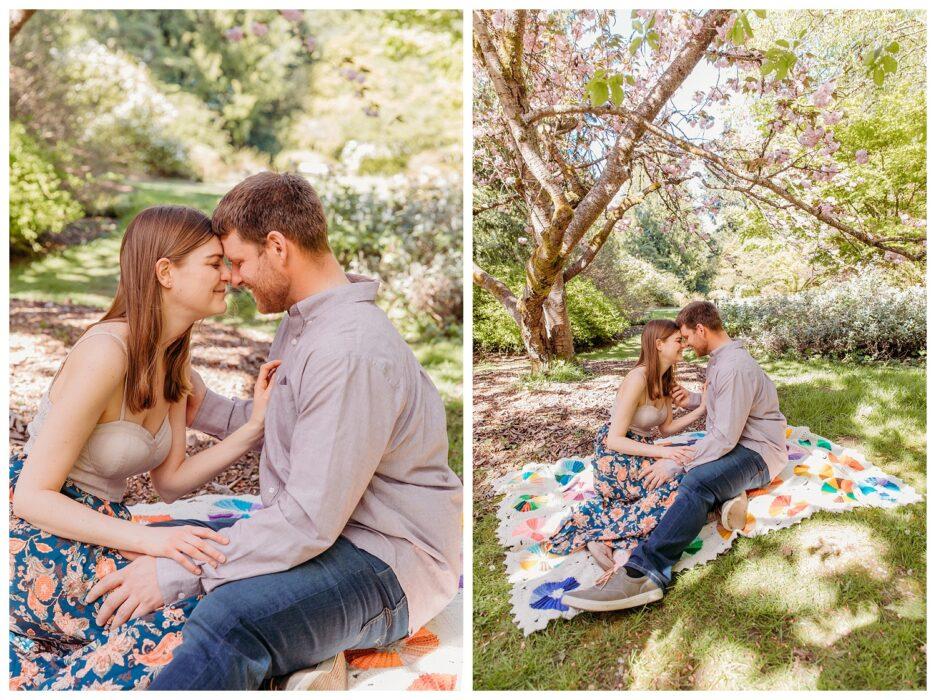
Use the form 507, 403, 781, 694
473, 319, 925, 689
10, 179, 464, 477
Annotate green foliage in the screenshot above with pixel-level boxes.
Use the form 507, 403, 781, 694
622, 203, 718, 293
719, 269, 925, 361
473, 264, 627, 353
10, 123, 84, 257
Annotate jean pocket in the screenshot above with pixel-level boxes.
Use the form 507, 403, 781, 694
352, 606, 392, 650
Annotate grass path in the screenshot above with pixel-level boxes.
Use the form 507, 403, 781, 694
473, 316, 925, 690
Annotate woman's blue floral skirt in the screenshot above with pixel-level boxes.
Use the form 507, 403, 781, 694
9, 456, 199, 690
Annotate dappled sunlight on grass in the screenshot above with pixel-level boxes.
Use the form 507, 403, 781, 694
691, 637, 760, 690
793, 521, 890, 581
726, 554, 838, 614
795, 602, 879, 648
628, 619, 689, 689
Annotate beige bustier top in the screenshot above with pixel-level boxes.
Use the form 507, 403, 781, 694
23, 330, 172, 502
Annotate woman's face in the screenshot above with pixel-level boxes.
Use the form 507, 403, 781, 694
657, 329, 685, 365
167, 237, 230, 319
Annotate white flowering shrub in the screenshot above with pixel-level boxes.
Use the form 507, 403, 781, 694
719, 270, 925, 361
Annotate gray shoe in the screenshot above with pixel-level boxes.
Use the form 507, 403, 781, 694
720, 490, 749, 531
564, 567, 663, 612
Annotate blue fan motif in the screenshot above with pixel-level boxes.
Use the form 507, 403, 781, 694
209, 497, 261, 520
529, 577, 580, 612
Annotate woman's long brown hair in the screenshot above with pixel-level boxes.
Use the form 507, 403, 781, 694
634, 319, 680, 402
93, 205, 214, 414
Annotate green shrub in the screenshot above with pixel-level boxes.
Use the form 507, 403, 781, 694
587, 245, 689, 321
473, 264, 627, 353
719, 269, 925, 361
10, 122, 84, 256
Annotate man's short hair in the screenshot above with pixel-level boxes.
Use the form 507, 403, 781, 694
212, 171, 329, 254
676, 300, 723, 331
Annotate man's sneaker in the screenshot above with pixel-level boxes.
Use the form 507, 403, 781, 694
277, 652, 348, 690
720, 490, 749, 531
563, 567, 663, 612
586, 541, 614, 571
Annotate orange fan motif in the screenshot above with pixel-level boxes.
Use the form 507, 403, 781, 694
346, 627, 440, 670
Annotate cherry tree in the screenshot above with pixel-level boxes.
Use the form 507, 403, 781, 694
473, 9, 925, 368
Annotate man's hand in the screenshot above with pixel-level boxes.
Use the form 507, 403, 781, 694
639, 458, 682, 490
186, 367, 208, 427
85, 556, 165, 628
671, 384, 692, 409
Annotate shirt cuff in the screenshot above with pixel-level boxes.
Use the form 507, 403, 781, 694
155, 557, 203, 605
191, 388, 234, 438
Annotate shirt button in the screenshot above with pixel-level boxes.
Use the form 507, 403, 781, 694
268, 487, 275, 494
177, 593, 184, 601
291, 338, 297, 346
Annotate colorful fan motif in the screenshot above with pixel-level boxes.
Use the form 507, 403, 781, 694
794, 462, 834, 480
683, 537, 703, 555
561, 479, 594, 502
208, 497, 262, 520
821, 477, 858, 502
511, 517, 548, 542
518, 543, 564, 573
130, 514, 173, 524
513, 494, 548, 512
827, 451, 866, 471
346, 627, 440, 670
748, 476, 784, 498
553, 458, 587, 487
786, 447, 807, 461
768, 495, 809, 518
408, 673, 457, 691
529, 577, 580, 612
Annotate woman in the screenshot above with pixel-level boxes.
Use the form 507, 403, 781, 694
9, 206, 279, 690
546, 319, 706, 568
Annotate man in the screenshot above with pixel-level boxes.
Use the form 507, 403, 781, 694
86, 172, 462, 689
564, 301, 787, 612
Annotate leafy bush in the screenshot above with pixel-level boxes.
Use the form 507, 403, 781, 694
474, 264, 627, 353
719, 270, 925, 361
10, 123, 84, 256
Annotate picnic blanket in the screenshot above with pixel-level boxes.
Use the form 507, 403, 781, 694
129, 495, 462, 691
494, 425, 922, 636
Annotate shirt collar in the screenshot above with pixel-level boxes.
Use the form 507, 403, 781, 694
288, 273, 379, 323
709, 338, 741, 363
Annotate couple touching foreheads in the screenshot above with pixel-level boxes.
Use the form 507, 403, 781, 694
545, 301, 788, 612
10, 172, 462, 690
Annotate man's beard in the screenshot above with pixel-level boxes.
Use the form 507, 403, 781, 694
248, 259, 291, 314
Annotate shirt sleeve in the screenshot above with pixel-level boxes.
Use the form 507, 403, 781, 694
684, 367, 755, 470
190, 388, 254, 440
156, 352, 399, 603
684, 390, 702, 411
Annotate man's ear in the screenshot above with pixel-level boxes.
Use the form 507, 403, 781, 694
155, 257, 173, 289
265, 231, 288, 262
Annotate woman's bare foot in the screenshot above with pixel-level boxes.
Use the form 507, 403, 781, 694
587, 541, 614, 571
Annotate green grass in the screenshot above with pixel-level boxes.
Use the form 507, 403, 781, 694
10, 178, 464, 478
474, 312, 925, 689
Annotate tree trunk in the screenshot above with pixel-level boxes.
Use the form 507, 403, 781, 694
518, 277, 575, 368
543, 277, 574, 361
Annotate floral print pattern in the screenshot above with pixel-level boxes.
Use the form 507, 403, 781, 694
9, 457, 199, 690
546, 423, 683, 556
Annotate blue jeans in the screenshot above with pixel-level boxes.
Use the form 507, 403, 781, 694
146, 519, 408, 690
626, 444, 771, 590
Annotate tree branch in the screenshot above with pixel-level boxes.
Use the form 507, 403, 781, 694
10, 10, 35, 40
473, 263, 520, 324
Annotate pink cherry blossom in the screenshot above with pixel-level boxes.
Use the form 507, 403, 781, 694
224, 27, 244, 42
855, 149, 869, 164
251, 22, 268, 37
280, 10, 303, 22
